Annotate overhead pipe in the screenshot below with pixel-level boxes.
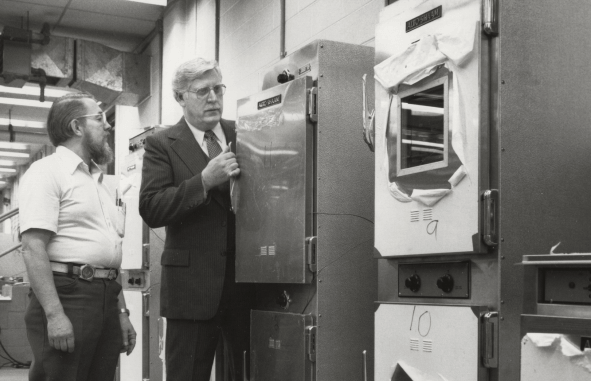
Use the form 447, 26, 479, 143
280, 0, 286, 58
215, 0, 221, 62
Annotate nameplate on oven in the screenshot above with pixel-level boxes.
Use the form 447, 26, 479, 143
406, 5, 442, 33
258, 95, 282, 110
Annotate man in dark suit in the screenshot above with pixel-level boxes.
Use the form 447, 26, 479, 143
139, 58, 251, 381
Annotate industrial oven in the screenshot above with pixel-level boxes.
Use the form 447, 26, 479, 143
119, 127, 165, 381
234, 40, 377, 381
373, 0, 591, 380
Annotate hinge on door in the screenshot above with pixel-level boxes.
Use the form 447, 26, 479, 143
306, 236, 317, 273
483, 0, 499, 36
482, 189, 499, 246
308, 87, 318, 123
306, 325, 317, 362
482, 311, 499, 368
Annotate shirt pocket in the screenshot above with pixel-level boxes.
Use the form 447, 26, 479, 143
161, 249, 190, 267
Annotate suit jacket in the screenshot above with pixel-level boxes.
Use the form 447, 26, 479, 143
139, 117, 240, 320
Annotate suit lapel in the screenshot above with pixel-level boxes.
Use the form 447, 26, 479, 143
221, 119, 236, 151
170, 119, 208, 176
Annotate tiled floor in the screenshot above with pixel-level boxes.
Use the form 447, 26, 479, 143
0, 368, 28, 381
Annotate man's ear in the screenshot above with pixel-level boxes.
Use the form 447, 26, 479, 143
70, 119, 83, 136
175, 92, 186, 106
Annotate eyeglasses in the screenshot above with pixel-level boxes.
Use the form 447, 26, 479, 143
186, 84, 226, 98
76, 111, 111, 129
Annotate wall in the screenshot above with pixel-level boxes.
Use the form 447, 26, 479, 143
161, 0, 198, 124
218, 0, 384, 119
159, 0, 383, 121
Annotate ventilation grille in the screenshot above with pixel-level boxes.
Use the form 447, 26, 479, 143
423, 339, 433, 353
260, 246, 267, 256
410, 210, 420, 222
410, 338, 420, 351
268, 245, 276, 256
423, 209, 433, 221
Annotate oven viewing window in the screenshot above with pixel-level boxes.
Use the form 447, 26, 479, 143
397, 73, 449, 176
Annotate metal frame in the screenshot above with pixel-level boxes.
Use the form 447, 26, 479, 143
396, 71, 450, 177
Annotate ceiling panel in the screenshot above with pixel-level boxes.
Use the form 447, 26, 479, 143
0, 1, 64, 29
68, 0, 164, 20
59, 9, 156, 39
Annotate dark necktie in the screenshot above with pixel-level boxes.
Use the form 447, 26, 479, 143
204, 130, 222, 160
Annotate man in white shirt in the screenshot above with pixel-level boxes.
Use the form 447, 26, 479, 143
20, 92, 136, 381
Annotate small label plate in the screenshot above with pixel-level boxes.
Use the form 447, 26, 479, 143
258, 94, 282, 110
406, 5, 442, 33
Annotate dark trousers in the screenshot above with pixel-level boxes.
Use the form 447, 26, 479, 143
165, 270, 252, 381
25, 274, 122, 381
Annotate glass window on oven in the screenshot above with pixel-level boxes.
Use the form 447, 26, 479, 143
396, 72, 450, 177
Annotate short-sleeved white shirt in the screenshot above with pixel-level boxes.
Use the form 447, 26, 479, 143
19, 146, 122, 268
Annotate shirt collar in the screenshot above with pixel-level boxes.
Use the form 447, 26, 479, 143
185, 118, 223, 147
56, 146, 104, 181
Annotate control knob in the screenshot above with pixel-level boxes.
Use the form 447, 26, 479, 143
275, 290, 292, 310
436, 274, 454, 293
277, 69, 294, 84
405, 274, 421, 292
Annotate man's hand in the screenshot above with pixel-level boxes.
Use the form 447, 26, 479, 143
119, 314, 136, 355
47, 312, 75, 352
201, 144, 240, 191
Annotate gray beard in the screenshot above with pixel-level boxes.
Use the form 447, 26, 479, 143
85, 137, 113, 165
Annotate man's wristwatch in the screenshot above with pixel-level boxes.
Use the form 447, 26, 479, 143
120, 308, 130, 317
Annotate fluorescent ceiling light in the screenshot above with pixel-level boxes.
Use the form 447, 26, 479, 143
0, 84, 74, 98
0, 97, 52, 108
0, 168, 16, 173
0, 181, 6, 185
123, 0, 167, 5
0, 142, 29, 150
0, 160, 16, 166
0, 118, 45, 129
0, 152, 29, 158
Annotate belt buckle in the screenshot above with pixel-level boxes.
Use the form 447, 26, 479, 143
107, 269, 118, 280
79, 264, 95, 281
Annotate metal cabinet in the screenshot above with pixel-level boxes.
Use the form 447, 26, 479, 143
235, 40, 377, 381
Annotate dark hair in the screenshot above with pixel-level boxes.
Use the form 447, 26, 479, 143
46, 92, 96, 146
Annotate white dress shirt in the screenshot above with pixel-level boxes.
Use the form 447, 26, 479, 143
185, 119, 228, 157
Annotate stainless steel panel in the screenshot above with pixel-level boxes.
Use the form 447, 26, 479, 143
235, 76, 314, 284
244, 40, 376, 381
250, 310, 315, 381
262, 42, 320, 90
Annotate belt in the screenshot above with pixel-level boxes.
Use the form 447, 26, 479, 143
50, 262, 119, 281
